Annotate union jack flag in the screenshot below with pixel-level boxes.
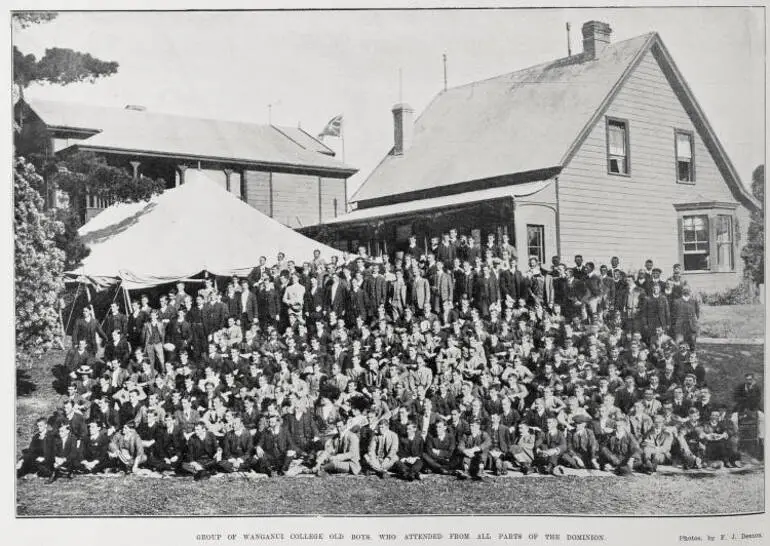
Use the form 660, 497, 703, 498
318, 114, 343, 138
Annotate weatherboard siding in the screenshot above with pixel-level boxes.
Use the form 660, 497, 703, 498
243, 170, 271, 217
558, 48, 751, 292
272, 172, 320, 228
320, 177, 346, 222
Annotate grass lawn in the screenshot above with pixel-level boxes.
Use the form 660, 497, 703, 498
15, 345, 765, 517
700, 304, 765, 339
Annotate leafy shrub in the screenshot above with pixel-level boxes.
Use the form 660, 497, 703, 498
700, 279, 758, 306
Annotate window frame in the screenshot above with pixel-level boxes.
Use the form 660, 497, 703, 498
675, 129, 695, 184
715, 214, 734, 271
606, 116, 631, 177
675, 202, 738, 274
526, 224, 546, 265
681, 214, 710, 272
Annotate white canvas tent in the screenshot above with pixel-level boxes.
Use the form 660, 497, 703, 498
69, 170, 342, 289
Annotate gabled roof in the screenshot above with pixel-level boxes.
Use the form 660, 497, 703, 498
353, 32, 758, 212
23, 98, 356, 177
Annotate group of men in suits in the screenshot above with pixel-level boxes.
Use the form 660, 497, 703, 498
20, 238, 757, 484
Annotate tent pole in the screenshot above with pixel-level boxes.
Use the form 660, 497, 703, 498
63, 281, 81, 337
123, 283, 131, 315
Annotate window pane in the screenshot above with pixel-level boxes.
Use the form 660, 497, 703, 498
677, 160, 692, 182
609, 125, 626, 156
684, 253, 709, 271
526, 225, 545, 264
682, 215, 710, 270
677, 133, 693, 159
716, 215, 732, 242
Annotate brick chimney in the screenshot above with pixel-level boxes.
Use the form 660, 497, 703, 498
582, 21, 612, 59
392, 103, 414, 156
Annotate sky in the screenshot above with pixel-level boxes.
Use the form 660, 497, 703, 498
12, 7, 765, 196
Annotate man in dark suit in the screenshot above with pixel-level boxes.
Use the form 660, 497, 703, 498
238, 279, 259, 330
305, 276, 325, 325
475, 265, 499, 319
181, 421, 219, 480
563, 414, 600, 469
146, 414, 186, 473
258, 413, 299, 476
456, 418, 491, 480
672, 286, 700, 350
72, 306, 107, 355
217, 415, 256, 474
436, 233, 456, 270
127, 300, 148, 351
104, 302, 128, 339
48, 422, 81, 483
486, 412, 512, 475
325, 273, 348, 319
422, 418, 456, 474
16, 418, 54, 478
392, 421, 424, 481
641, 283, 670, 342
141, 309, 166, 371
80, 421, 112, 474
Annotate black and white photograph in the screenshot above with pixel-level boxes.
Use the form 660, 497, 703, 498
11, 5, 766, 521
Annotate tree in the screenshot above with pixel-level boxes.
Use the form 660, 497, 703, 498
741, 165, 764, 286
55, 152, 167, 205
15, 157, 66, 358
13, 13, 119, 102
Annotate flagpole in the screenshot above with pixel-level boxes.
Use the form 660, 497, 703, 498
340, 117, 346, 164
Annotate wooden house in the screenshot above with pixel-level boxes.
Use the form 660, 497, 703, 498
301, 20, 760, 291
15, 98, 357, 225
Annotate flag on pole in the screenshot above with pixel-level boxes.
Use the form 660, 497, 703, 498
318, 114, 343, 138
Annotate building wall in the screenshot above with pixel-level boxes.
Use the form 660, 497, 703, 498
272, 172, 321, 228
243, 170, 272, 216
558, 47, 753, 292
320, 177, 346, 221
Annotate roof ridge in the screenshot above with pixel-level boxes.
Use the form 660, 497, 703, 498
27, 96, 276, 130
444, 32, 656, 93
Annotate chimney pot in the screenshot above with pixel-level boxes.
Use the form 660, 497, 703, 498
582, 20, 612, 59
392, 103, 414, 156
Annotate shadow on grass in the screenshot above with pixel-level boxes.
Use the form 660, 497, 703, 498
16, 369, 38, 397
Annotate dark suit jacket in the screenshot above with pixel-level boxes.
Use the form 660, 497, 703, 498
642, 295, 670, 332
424, 433, 456, 460
141, 321, 166, 346
673, 297, 700, 335
487, 426, 511, 452
325, 282, 348, 316
237, 292, 259, 323
104, 313, 128, 337
72, 318, 107, 353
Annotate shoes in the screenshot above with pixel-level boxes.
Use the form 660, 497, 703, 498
520, 466, 530, 476
694, 457, 703, 469
472, 471, 486, 481
455, 470, 469, 481
46, 471, 59, 484
552, 465, 566, 476
415, 473, 423, 481
733, 460, 744, 468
